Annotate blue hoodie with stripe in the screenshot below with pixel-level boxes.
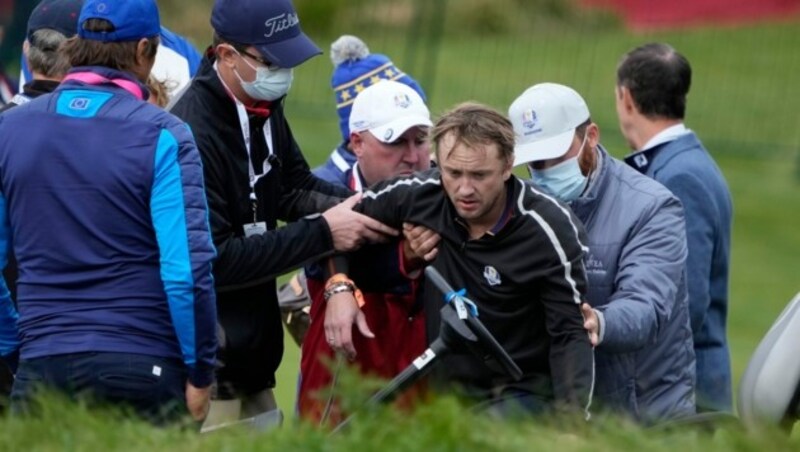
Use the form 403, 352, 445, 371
0, 67, 217, 387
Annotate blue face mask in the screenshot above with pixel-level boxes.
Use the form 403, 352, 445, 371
530, 132, 589, 203
233, 49, 293, 101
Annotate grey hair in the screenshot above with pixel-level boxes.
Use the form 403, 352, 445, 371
27, 28, 71, 78
330, 35, 370, 66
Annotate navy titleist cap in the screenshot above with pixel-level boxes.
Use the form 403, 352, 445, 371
211, 0, 321, 69
78, 0, 160, 42
27, 0, 83, 43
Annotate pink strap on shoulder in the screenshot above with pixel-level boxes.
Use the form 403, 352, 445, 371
63, 72, 145, 100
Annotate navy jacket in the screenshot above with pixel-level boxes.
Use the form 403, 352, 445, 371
312, 143, 356, 188
0, 67, 217, 387
626, 131, 733, 412
570, 147, 695, 422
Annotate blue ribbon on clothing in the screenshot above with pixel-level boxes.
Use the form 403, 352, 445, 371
444, 289, 479, 318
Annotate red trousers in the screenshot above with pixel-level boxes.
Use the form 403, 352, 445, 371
298, 277, 427, 425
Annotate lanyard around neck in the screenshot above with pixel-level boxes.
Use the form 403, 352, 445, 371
234, 100, 274, 200
214, 61, 275, 201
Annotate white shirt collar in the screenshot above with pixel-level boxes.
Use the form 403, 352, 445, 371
639, 123, 690, 152
350, 162, 364, 192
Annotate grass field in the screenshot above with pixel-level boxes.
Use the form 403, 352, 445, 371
3, 1, 800, 449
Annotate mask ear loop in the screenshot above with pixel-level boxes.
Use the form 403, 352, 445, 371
220, 45, 259, 81
527, 128, 589, 177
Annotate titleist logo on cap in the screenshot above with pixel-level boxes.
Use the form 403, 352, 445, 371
264, 13, 299, 38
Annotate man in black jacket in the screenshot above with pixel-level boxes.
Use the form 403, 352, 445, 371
169, 0, 396, 423
327, 103, 595, 417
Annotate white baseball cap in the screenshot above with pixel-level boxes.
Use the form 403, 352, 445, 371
509, 83, 590, 166
349, 80, 432, 143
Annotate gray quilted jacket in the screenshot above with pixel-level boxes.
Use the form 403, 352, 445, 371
567, 146, 696, 423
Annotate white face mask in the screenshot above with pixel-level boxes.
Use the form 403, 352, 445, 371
530, 131, 589, 203
232, 49, 293, 101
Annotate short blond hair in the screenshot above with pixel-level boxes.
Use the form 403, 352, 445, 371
431, 102, 515, 165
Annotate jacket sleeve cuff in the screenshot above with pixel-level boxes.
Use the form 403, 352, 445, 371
595, 308, 606, 346
187, 365, 215, 388
305, 213, 335, 252
397, 241, 422, 280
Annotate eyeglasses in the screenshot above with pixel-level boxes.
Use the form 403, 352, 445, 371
236, 47, 277, 70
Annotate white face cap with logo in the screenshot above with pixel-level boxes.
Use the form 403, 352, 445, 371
348, 80, 432, 143
509, 82, 590, 166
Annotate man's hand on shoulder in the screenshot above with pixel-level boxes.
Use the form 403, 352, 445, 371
322, 193, 399, 252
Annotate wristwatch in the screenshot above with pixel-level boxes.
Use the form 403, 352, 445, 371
324, 273, 365, 307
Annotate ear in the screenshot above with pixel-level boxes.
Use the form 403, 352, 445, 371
618, 85, 637, 114
350, 132, 365, 158
215, 44, 237, 69
579, 123, 600, 175
586, 122, 600, 149
134, 38, 157, 82
135, 38, 151, 63
502, 156, 513, 181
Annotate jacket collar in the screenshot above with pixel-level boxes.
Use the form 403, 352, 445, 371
59, 67, 148, 101
624, 131, 701, 174
22, 79, 60, 98
571, 145, 609, 209
330, 142, 357, 171
347, 162, 366, 192
640, 123, 689, 152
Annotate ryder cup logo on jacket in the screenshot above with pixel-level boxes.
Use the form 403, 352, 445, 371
483, 265, 502, 286
521, 109, 541, 135
264, 13, 299, 38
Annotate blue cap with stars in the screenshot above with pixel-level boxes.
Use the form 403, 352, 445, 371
332, 52, 425, 143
